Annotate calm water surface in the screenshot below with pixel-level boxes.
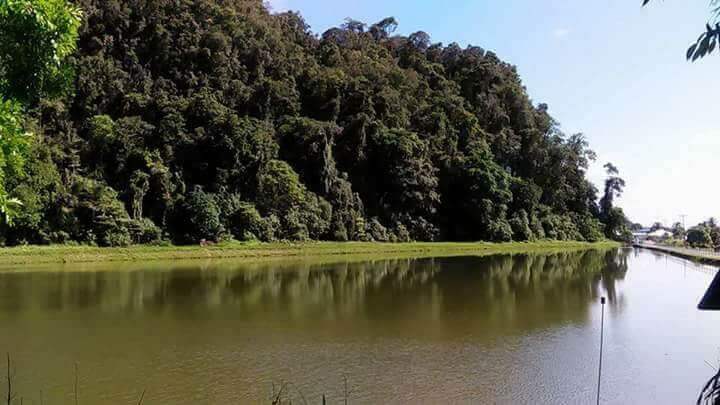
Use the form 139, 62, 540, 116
1, 248, 719, 404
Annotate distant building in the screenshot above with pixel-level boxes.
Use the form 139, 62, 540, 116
632, 228, 672, 244
647, 229, 673, 241
632, 228, 651, 244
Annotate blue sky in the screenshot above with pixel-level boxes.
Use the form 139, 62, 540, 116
269, 0, 720, 228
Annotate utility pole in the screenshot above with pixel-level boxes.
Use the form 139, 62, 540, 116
680, 214, 687, 230
597, 297, 606, 405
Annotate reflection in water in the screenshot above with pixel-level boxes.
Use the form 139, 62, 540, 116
0, 249, 627, 333
0, 248, 648, 404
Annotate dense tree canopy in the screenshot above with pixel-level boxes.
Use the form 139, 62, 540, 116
0, 0, 623, 246
0, 0, 82, 223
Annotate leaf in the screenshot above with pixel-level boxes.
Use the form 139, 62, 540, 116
687, 43, 698, 60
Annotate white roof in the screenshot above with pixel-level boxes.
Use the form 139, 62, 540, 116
648, 229, 671, 237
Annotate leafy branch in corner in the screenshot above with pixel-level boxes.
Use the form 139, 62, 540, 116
642, 0, 720, 60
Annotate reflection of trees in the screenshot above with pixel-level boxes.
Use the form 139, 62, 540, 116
0, 249, 626, 334
601, 248, 629, 305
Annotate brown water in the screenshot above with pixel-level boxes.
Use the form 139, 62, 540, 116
0, 248, 719, 404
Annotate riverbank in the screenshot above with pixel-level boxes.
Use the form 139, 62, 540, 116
635, 243, 720, 265
0, 240, 620, 266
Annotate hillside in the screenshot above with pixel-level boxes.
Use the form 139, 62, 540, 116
3, 0, 614, 246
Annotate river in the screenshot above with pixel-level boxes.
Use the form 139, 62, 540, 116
0, 247, 718, 404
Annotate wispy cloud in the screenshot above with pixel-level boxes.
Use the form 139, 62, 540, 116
553, 28, 570, 39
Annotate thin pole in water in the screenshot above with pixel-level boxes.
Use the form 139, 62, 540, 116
597, 296, 606, 405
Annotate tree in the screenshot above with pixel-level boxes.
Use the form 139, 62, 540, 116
702, 217, 720, 248
0, 3, 623, 245
599, 163, 629, 240
257, 160, 331, 240
687, 226, 713, 248
642, 0, 720, 61
170, 187, 224, 244
650, 222, 664, 232
0, 101, 28, 222
0, 0, 82, 223
671, 222, 686, 239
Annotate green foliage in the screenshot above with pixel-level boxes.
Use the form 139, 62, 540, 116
128, 218, 163, 244
687, 226, 713, 248
226, 201, 277, 242
541, 211, 583, 241
509, 210, 533, 241
698, 218, 720, 249
366, 217, 390, 242
0, 0, 81, 224
171, 187, 224, 243
2, 139, 61, 244
0, 0, 82, 103
257, 160, 331, 240
671, 222, 686, 239
0, 100, 29, 222
1, 1, 621, 246
443, 139, 513, 241
62, 176, 133, 247
599, 163, 629, 241
573, 213, 605, 243
258, 160, 307, 215
642, 0, 720, 61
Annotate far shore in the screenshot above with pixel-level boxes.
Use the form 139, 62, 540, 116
0, 240, 621, 267
634, 242, 720, 266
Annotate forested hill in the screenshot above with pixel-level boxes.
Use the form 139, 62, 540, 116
3, 0, 627, 246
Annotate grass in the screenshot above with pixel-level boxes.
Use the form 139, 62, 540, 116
0, 240, 621, 267
636, 243, 720, 265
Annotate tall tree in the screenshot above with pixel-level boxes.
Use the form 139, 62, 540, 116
0, 0, 82, 222
600, 163, 630, 240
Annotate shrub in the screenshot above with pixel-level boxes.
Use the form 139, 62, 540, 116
491, 219, 513, 242
284, 209, 309, 240
404, 216, 439, 241
300, 193, 332, 239
63, 176, 133, 247
573, 213, 605, 242
391, 221, 411, 242
227, 202, 277, 242
257, 160, 332, 240
128, 218, 163, 244
170, 187, 224, 243
102, 227, 132, 247
353, 216, 369, 241
688, 227, 713, 248
329, 214, 349, 241
257, 160, 306, 214
509, 210, 532, 241
528, 213, 545, 239
366, 217, 389, 242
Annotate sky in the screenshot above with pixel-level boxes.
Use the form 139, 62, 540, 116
268, 0, 720, 228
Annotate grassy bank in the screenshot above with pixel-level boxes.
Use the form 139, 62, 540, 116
0, 240, 621, 266
635, 243, 720, 265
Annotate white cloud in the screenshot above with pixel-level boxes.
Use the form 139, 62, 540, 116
553, 28, 570, 39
